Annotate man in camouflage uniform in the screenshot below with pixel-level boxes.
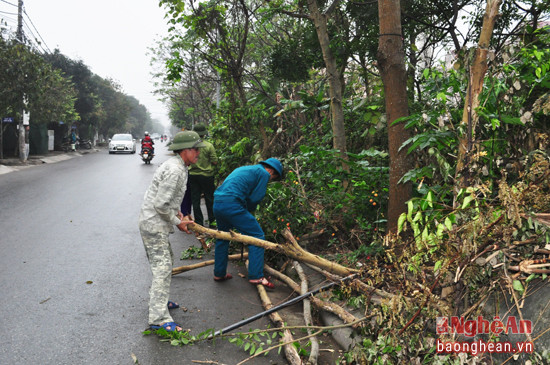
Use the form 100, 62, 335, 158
139, 131, 206, 332
190, 123, 218, 227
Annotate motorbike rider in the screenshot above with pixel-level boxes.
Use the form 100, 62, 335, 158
141, 131, 155, 155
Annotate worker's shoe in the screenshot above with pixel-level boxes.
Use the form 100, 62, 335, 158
249, 277, 275, 289
214, 273, 232, 282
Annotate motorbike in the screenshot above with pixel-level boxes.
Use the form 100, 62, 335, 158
60, 136, 92, 152
141, 146, 154, 164
77, 138, 92, 150
61, 136, 75, 152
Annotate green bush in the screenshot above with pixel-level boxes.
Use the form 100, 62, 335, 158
257, 145, 389, 252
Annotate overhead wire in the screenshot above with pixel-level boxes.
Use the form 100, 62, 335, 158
22, 17, 49, 53
0, 1, 52, 54
23, 6, 51, 53
0, 0, 17, 7
0, 0, 18, 34
0, 9, 17, 16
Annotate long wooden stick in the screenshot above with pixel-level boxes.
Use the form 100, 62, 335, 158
172, 253, 248, 276
294, 261, 319, 364
256, 285, 301, 365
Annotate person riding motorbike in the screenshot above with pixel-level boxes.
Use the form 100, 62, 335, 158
141, 131, 155, 155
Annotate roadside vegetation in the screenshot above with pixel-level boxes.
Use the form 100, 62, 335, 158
152, 0, 550, 363
0, 35, 163, 147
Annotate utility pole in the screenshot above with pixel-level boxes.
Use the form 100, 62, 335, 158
17, 0, 27, 162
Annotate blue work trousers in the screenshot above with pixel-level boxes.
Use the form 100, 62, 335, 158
213, 201, 265, 280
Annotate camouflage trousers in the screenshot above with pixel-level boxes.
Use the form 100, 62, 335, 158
139, 224, 174, 326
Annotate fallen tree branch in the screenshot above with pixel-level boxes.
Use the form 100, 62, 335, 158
236, 318, 368, 365
349, 279, 402, 304
506, 276, 534, 344
302, 261, 404, 305
520, 213, 550, 227
189, 223, 358, 276
294, 261, 319, 364
212, 272, 358, 337
264, 264, 361, 327
172, 253, 248, 276
299, 229, 326, 242
399, 252, 461, 335
509, 258, 550, 274
255, 284, 301, 365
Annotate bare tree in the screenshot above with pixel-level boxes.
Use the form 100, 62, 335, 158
454, 0, 502, 193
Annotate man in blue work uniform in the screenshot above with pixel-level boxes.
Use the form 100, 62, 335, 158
212, 158, 283, 289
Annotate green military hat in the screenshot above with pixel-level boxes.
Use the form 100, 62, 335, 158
192, 123, 208, 137
168, 131, 206, 151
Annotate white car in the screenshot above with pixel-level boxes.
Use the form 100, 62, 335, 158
108, 134, 136, 154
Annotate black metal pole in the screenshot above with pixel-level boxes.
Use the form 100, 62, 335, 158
212, 273, 358, 337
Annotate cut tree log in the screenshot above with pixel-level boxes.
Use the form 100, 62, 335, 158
188, 224, 358, 277
256, 285, 301, 365
294, 261, 319, 365
172, 253, 248, 276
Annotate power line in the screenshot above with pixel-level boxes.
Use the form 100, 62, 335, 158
0, 0, 17, 7
22, 16, 50, 53
0, 9, 17, 16
0, 13, 19, 39
22, 6, 51, 53
1, 1, 52, 53
0, 1, 21, 41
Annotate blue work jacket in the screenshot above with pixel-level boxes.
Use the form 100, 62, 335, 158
214, 164, 270, 212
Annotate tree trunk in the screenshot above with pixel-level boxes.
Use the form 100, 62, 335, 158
377, 0, 412, 234
454, 0, 502, 193
306, 0, 348, 167
18, 122, 26, 162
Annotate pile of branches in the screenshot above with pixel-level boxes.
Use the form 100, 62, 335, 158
347, 152, 550, 363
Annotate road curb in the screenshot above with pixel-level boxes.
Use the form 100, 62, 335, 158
40, 154, 78, 164
0, 148, 99, 175
0, 165, 17, 175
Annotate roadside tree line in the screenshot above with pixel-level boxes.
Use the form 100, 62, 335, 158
0, 33, 161, 157
154, 0, 549, 238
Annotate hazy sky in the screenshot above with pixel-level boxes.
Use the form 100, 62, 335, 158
3, 0, 171, 126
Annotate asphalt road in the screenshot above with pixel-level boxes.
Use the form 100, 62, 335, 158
0, 143, 289, 365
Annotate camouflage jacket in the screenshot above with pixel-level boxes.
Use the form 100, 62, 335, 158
139, 154, 188, 233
